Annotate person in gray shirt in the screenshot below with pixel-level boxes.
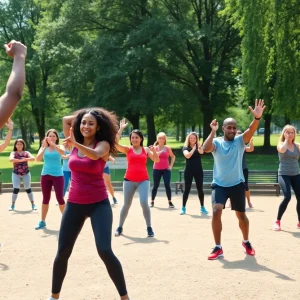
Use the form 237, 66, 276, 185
273, 125, 300, 231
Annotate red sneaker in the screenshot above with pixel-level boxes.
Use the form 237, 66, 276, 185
273, 220, 281, 231
242, 241, 255, 256
208, 247, 223, 260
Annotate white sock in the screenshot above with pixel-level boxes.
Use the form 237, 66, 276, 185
216, 244, 222, 249
243, 240, 249, 243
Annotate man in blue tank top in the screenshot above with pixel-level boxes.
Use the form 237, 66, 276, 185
202, 99, 266, 260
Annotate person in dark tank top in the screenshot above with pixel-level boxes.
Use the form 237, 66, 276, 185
273, 125, 300, 231
180, 132, 209, 216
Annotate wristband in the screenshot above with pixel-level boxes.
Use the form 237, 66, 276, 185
255, 117, 261, 120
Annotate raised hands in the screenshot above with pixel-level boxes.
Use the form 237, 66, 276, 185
248, 99, 266, 119
4, 40, 27, 59
5, 118, 13, 130
210, 119, 219, 132
148, 145, 157, 153
63, 127, 76, 148
119, 118, 128, 131
41, 138, 48, 149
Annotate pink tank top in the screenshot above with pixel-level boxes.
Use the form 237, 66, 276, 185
68, 146, 107, 204
153, 146, 169, 170
124, 147, 149, 181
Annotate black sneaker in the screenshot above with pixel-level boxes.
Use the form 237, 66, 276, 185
147, 227, 154, 237
169, 202, 175, 208
150, 201, 154, 207
115, 227, 123, 237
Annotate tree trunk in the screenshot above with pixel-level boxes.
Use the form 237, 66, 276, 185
263, 113, 272, 148
18, 115, 30, 148
126, 112, 140, 130
202, 103, 214, 139
284, 114, 290, 125
181, 120, 185, 143
146, 113, 156, 146
176, 121, 180, 141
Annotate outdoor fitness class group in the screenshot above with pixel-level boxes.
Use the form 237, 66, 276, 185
1, 40, 300, 300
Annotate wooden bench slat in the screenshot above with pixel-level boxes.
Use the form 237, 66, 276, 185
176, 169, 280, 196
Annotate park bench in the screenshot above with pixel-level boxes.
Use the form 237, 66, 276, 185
175, 170, 280, 196
109, 156, 127, 179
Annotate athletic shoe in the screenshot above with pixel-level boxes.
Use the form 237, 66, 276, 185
297, 223, 300, 229
150, 201, 154, 207
180, 207, 186, 215
242, 241, 255, 256
147, 227, 154, 237
115, 227, 123, 237
32, 204, 37, 210
208, 247, 224, 260
201, 206, 209, 215
112, 197, 118, 204
273, 220, 281, 231
169, 202, 175, 208
9, 204, 15, 211
35, 221, 46, 230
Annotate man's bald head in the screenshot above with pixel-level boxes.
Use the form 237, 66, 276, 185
222, 118, 237, 141
223, 118, 237, 126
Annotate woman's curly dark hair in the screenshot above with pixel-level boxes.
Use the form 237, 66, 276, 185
72, 107, 118, 155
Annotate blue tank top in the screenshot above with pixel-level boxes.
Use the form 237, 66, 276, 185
41, 147, 63, 176
62, 150, 71, 172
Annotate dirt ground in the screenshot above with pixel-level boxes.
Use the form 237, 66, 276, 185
1, 190, 300, 300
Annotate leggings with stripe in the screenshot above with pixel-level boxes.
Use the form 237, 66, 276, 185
52, 199, 127, 296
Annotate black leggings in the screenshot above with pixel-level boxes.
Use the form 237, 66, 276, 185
277, 174, 300, 221
151, 169, 171, 200
52, 199, 127, 296
183, 168, 204, 207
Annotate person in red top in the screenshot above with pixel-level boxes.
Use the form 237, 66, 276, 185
115, 118, 159, 238
47, 108, 130, 300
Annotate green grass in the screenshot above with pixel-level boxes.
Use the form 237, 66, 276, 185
0, 136, 282, 183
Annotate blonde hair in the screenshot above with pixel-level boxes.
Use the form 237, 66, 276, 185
184, 132, 199, 147
279, 125, 297, 143
154, 132, 167, 146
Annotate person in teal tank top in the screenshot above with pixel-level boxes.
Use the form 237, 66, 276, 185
35, 129, 65, 230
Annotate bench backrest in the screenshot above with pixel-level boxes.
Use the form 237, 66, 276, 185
109, 157, 128, 170
179, 169, 278, 183
247, 170, 278, 183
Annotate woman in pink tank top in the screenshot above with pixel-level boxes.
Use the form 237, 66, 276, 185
114, 118, 159, 238
47, 108, 130, 300
151, 132, 176, 208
